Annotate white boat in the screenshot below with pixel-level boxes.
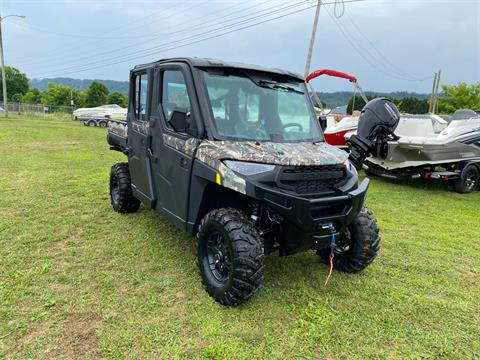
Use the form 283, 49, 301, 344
367, 110, 480, 170
73, 104, 127, 120
347, 102, 480, 193
324, 115, 359, 149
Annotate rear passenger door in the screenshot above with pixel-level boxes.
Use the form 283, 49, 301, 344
127, 70, 155, 206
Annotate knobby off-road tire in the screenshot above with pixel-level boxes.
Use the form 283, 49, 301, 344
197, 208, 265, 306
318, 207, 380, 273
454, 164, 479, 194
109, 163, 140, 214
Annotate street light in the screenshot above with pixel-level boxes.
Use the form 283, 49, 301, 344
0, 14, 26, 117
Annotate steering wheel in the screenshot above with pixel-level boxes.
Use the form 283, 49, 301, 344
282, 123, 303, 132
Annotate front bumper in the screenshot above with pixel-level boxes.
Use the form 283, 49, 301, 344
253, 178, 369, 255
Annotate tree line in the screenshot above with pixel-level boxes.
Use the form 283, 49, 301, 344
1, 66, 127, 110
2, 66, 479, 114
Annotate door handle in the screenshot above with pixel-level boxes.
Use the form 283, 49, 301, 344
147, 149, 158, 163
180, 158, 188, 167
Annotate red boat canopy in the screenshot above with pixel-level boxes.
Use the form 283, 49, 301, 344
305, 69, 357, 83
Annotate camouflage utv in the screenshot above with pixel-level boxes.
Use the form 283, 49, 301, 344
107, 57, 380, 306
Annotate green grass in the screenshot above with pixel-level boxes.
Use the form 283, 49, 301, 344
1, 115, 479, 359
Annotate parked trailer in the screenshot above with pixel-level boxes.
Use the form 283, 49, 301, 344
83, 118, 126, 128
364, 159, 480, 193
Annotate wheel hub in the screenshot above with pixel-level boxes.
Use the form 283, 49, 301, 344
465, 170, 477, 191
207, 233, 231, 283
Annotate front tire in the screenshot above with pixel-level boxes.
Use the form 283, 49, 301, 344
318, 207, 380, 273
197, 208, 265, 306
454, 164, 479, 193
109, 163, 140, 213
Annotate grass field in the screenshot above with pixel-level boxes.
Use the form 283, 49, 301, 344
1, 115, 479, 359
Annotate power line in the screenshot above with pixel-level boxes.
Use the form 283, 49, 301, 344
15, 0, 274, 70
12, 0, 200, 67
324, 5, 433, 82
342, 10, 432, 81
30, 0, 313, 77
31, 0, 366, 79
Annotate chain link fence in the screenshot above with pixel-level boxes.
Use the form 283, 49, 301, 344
3, 102, 73, 116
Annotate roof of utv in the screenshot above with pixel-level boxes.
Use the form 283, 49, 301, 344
133, 57, 304, 81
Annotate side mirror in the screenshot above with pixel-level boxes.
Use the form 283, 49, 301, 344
319, 115, 327, 131
168, 107, 189, 133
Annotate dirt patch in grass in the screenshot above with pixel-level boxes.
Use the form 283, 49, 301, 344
56, 314, 102, 359
17, 321, 50, 347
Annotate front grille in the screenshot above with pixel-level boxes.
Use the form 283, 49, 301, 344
278, 165, 346, 194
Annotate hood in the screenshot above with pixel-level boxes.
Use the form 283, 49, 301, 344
196, 140, 348, 169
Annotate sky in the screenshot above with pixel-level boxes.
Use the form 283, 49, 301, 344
1, 0, 479, 93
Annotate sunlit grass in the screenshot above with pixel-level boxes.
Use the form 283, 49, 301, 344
1, 115, 479, 359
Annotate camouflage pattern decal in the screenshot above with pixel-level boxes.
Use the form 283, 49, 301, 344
108, 121, 128, 138
195, 140, 348, 169
159, 136, 347, 195
162, 134, 199, 156
131, 121, 149, 136
218, 162, 247, 194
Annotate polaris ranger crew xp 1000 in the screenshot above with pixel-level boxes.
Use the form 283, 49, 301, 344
107, 58, 380, 306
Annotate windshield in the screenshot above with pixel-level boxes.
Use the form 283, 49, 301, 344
203, 71, 323, 143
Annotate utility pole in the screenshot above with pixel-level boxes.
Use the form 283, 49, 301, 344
0, 14, 26, 117
304, 0, 322, 78
429, 72, 438, 114
433, 69, 441, 114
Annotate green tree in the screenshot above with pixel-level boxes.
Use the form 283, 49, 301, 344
42, 83, 72, 106
437, 82, 480, 114
85, 81, 109, 107
22, 88, 43, 104
41, 83, 85, 110
396, 97, 429, 114
106, 92, 127, 107
11, 93, 23, 102
346, 95, 374, 114
0, 66, 29, 101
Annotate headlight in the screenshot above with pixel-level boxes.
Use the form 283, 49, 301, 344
223, 160, 275, 176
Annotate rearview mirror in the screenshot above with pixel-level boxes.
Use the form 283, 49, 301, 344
168, 107, 189, 133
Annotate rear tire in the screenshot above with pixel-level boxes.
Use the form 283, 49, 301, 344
454, 164, 479, 193
318, 207, 380, 273
197, 208, 265, 306
88, 120, 96, 127
109, 163, 140, 213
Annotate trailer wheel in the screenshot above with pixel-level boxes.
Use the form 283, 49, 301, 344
109, 163, 140, 213
197, 208, 265, 306
98, 120, 108, 128
318, 207, 380, 273
454, 164, 479, 193
87, 120, 96, 127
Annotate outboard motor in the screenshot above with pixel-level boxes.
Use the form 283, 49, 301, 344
348, 98, 400, 168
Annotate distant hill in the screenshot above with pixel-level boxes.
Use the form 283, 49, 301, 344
316, 91, 431, 108
29, 77, 430, 108
29, 77, 129, 95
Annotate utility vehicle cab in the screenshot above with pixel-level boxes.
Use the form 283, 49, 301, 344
107, 57, 380, 306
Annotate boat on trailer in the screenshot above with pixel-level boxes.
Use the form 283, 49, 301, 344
362, 109, 480, 193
